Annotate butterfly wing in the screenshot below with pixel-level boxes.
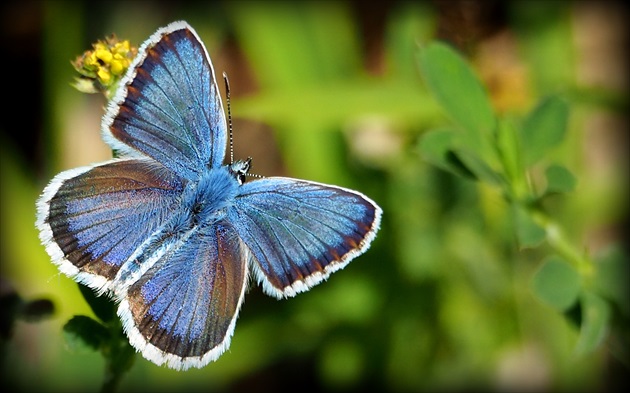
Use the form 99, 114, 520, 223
36, 159, 184, 293
103, 21, 227, 179
118, 221, 248, 370
227, 177, 382, 298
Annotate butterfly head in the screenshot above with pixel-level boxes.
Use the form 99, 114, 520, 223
228, 157, 252, 185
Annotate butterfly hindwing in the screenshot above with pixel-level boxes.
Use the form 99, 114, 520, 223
118, 221, 248, 370
36, 159, 184, 293
228, 177, 382, 298
103, 21, 227, 179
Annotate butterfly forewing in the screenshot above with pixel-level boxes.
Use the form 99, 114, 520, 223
103, 22, 227, 179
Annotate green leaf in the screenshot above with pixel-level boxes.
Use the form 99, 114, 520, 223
455, 150, 504, 186
520, 96, 569, 166
418, 128, 474, 179
496, 118, 528, 200
592, 246, 630, 318
514, 206, 546, 248
78, 283, 116, 323
418, 128, 505, 185
63, 315, 110, 352
532, 256, 581, 311
545, 164, 577, 194
417, 42, 496, 159
575, 292, 610, 355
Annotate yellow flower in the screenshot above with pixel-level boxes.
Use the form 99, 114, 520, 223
97, 68, 111, 85
95, 48, 113, 64
71, 34, 137, 98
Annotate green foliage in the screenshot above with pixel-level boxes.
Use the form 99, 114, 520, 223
416, 40, 623, 365
575, 292, 611, 355
63, 315, 111, 352
514, 205, 546, 248
532, 256, 580, 311
417, 43, 497, 134
545, 164, 577, 194
417, 42, 499, 172
62, 285, 135, 391
520, 96, 569, 167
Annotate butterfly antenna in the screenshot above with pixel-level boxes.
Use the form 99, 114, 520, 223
223, 72, 264, 180
223, 72, 234, 164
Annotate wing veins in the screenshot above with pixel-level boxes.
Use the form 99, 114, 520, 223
237, 212, 294, 283
153, 44, 206, 164
240, 204, 335, 281
115, 114, 193, 160
239, 188, 364, 225
123, 86, 188, 135
170, 38, 216, 156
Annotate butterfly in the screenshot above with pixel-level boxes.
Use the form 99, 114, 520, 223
36, 21, 382, 370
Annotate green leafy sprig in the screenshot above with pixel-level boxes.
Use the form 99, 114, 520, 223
417, 41, 621, 355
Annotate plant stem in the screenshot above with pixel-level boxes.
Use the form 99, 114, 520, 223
530, 207, 594, 278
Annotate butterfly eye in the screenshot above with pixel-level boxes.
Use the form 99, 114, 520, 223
241, 157, 252, 172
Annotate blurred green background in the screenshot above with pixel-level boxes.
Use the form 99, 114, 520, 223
1, 1, 628, 392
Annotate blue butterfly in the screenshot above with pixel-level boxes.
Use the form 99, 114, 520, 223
36, 21, 382, 370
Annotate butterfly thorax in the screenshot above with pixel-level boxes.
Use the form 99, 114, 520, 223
180, 167, 239, 227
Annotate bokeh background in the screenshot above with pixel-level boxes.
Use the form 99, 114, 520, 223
1, 1, 628, 392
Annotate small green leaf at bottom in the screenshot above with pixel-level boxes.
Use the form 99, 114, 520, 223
514, 206, 546, 248
532, 256, 581, 311
575, 292, 610, 355
63, 315, 110, 352
545, 164, 577, 194
78, 283, 117, 323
